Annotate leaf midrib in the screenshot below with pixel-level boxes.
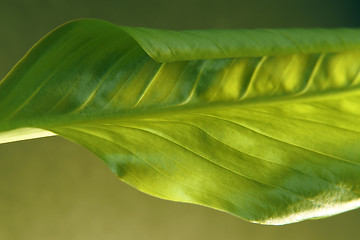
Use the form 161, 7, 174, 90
3, 82, 359, 133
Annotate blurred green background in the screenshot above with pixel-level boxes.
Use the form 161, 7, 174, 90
1, 0, 360, 239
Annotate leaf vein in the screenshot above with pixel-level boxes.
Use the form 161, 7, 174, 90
117, 124, 314, 203
198, 113, 360, 167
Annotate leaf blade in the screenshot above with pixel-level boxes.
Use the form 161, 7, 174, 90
1, 19, 360, 224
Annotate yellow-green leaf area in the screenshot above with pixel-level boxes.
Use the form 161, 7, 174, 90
1, 19, 360, 225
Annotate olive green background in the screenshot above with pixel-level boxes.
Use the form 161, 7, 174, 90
0, 0, 360, 239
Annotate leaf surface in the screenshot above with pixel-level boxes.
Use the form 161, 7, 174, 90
1, 19, 360, 224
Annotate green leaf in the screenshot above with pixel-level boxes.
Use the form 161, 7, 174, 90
1, 19, 360, 225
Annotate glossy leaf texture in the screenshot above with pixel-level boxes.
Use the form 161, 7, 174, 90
1, 19, 360, 225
